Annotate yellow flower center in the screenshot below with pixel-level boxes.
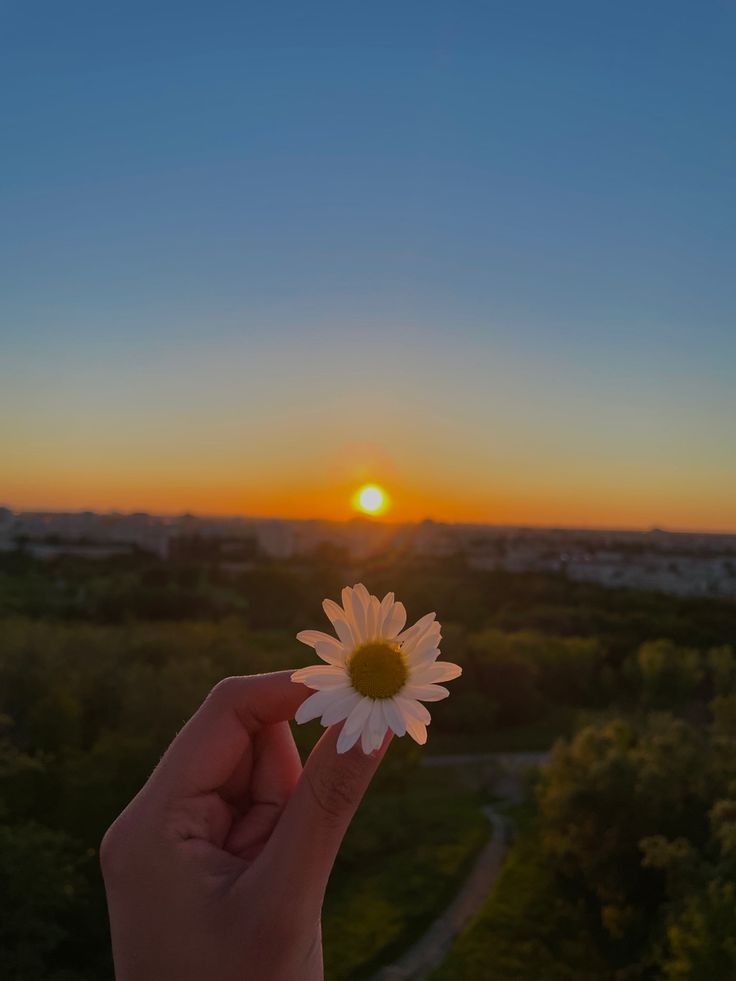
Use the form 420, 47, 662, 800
348, 641, 408, 699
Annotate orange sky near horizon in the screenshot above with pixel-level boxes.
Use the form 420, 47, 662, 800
3, 320, 734, 535
3, 461, 735, 533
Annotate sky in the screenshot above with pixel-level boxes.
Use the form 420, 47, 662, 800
1, 1, 735, 530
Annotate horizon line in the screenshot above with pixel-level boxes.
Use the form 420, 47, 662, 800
3, 504, 735, 539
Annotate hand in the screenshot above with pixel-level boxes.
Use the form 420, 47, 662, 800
100, 671, 391, 981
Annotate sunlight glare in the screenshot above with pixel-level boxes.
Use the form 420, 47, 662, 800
355, 484, 388, 516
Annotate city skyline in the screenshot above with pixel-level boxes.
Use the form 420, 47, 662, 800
3, 504, 736, 600
3, 503, 736, 538
2, 2, 735, 533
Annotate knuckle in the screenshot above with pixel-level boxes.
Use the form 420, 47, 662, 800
304, 757, 366, 827
207, 676, 243, 706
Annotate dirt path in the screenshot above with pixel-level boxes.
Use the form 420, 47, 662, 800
371, 805, 507, 981
370, 752, 548, 981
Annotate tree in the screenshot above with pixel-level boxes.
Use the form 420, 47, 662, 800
634, 640, 703, 708
0, 822, 89, 981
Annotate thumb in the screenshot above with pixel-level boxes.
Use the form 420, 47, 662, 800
256, 722, 392, 908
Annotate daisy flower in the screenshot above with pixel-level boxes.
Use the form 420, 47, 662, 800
291, 584, 462, 754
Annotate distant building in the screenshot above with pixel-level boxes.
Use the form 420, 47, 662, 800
1, 508, 735, 598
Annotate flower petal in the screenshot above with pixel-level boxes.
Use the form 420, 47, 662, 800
336, 721, 362, 754
410, 661, 463, 685
343, 586, 366, 642
368, 700, 388, 751
360, 700, 386, 754
323, 597, 351, 633
322, 597, 342, 621
384, 697, 407, 737
398, 621, 442, 654
406, 644, 441, 669
398, 612, 436, 647
384, 601, 407, 638
297, 630, 347, 665
296, 629, 335, 649
340, 696, 373, 742
378, 592, 395, 631
395, 696, 432, 724
314, 639, 347, 666
294, 689, 337, 724
332, 617, 354, 648
291, 666, 349, 690
353, 583, 371, 607
361, 726, 373, 754
320, 690, 362, 726
404, 624, 442, 659
404, 715, 428, 745
365, 596, 381, 640
402, 683, 450, 702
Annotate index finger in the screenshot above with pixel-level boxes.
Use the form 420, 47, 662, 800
152, 672, 310, 797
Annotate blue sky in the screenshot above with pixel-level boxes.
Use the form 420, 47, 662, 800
2, 1, 735, 528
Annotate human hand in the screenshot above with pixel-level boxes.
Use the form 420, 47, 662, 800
100, 671, 391, 981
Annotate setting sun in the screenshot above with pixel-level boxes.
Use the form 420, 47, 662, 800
354, 484, 389, 516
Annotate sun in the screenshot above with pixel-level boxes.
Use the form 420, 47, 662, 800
353, 483, 389, 516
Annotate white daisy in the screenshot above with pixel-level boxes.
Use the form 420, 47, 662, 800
291, 583, 462, 754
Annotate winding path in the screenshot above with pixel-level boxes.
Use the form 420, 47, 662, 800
370, 752, 548, 981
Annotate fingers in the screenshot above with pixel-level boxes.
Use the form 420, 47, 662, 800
257, 723, 392, 908
251, 721, 304, 803
224, 721, 303, 859
220, 718, 301, 805
152, 672, 310, 798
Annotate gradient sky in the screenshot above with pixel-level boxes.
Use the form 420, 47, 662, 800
2, 1, 735, 530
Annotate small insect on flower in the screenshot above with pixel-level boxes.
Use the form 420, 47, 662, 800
291, 584, 462, 754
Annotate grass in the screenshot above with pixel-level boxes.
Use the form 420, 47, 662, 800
322, 762, 489, 980
431, 820, 608, 981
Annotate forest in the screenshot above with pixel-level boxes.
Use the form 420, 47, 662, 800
2, 546, 736, 979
